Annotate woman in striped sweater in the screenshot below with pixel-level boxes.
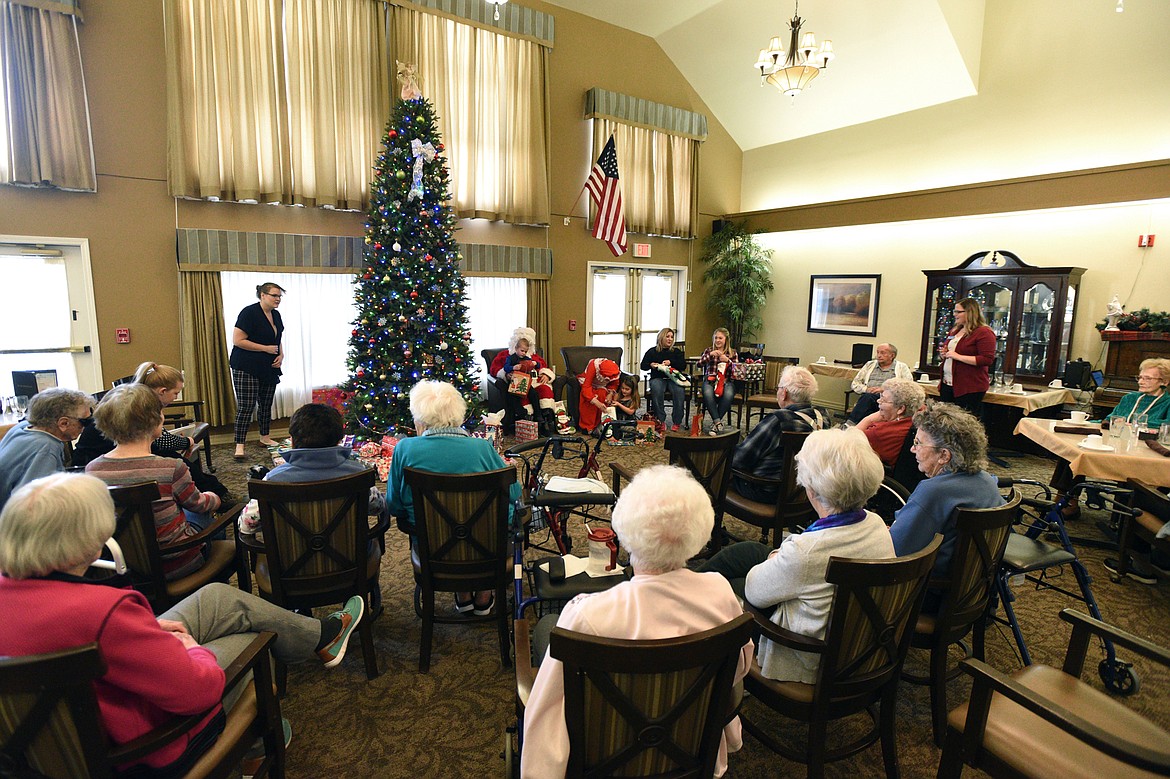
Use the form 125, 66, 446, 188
86, 383, 221, 579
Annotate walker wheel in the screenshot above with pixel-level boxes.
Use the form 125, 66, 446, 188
1099, 657, 1140, 696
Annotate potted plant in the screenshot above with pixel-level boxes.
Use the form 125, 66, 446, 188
700, 220, 775, 347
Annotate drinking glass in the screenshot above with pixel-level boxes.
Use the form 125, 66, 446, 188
993, 371, 1004, 388
1002, 374, 1015, 392
1134, 413, 1149, 434
1108, 416, 1126, 443
1159, 423, 1170, 447
14, 396, 27, 415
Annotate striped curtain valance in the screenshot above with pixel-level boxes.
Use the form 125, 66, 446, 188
177, 229, 552, 279
7, 0, 82, 19
385, 0, 554, 48
584, 87, 708, 142
460, 243, 551, 279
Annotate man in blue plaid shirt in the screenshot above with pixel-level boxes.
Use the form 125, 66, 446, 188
731, 366, 829, 502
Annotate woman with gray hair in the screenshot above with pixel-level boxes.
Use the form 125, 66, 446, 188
523, 465, 753, 777
855, 377, 926, 466
701, 427, 894, 682
0, 387, 92, 510
889, 403, 1003, 599
0, 473, 363, 777
386, 380, 520, 614
730, 365, 828, 501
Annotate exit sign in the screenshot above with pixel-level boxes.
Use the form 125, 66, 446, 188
633, 243, 651, 258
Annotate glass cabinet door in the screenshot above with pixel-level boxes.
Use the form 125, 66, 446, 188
925, 283, 957, 367
967, 281, 1012, 366
1015, 282, 1056, 375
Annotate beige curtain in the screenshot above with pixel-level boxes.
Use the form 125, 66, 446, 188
390, 5, 550, 225
282, 0, 390, 209
526, 279, 551, 358
592, 119, 697, 239
0, 2, 95, 190
179, 271, 236, 426
164, 0, 289, 203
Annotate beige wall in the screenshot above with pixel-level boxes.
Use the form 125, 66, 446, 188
0, 0, 741, 388
754, 199, 1170, 408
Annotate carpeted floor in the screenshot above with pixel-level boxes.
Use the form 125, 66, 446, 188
209, 428, 1170, 778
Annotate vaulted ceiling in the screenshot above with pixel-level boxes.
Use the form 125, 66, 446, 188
543, 0, 987, 151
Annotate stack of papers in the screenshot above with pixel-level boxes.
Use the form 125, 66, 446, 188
544, 477, 613, 495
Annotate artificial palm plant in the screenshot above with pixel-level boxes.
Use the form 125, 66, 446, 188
700, 220, 775, 346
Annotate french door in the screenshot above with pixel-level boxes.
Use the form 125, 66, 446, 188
587, 263, 685, 374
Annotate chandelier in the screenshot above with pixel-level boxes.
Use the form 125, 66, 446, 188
752, 1, 835, 100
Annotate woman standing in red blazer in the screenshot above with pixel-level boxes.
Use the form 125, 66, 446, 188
938, 297, 998, 415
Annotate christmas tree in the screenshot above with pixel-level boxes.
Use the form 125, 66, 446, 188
344, 83, 481, 436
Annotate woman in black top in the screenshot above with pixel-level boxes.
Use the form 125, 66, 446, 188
640, 327, 687, 430
229, 282, 285, 459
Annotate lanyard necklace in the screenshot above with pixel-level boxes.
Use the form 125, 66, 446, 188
1127, 390, 1166, 423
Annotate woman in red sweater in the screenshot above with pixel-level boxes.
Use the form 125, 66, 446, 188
0, 473, 363, 775
937, 297, 998, 416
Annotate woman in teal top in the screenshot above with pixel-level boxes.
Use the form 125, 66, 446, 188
1105, 358, 1170, 427
387, 380, 520, 615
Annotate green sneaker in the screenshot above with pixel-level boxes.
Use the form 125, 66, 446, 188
317, 596, 365, 668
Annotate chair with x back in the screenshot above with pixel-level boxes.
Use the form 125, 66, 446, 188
406, 465, 516, 673
247, 469, 381, 683
107, 481, 246, 613
0, 633, 284, 779
551, 612, 755, 778
741, 535, 942, 778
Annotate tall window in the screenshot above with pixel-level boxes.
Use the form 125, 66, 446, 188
464, 277, 526, 396
591, 119, 697, 238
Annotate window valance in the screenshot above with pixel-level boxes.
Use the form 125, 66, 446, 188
6, 0, 82, 19
176, 229, 552, 278
385, 0, 553, 48
584, 87, 707, 142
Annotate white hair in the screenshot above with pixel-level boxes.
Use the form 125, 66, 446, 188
882, 378, 925, 418
508, 327, 537, 355
779, 366, 818, 405
0, 473, 115, 579
611, 465, 712, 574
409, 381, 467, 430
796, 427, 885, 513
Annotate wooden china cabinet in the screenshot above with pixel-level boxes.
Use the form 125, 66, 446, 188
918, 251, 1085, 384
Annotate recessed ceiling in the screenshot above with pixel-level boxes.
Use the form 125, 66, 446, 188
542, 0, 986, 151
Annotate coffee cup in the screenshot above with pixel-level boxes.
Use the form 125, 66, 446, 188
1048, 379, 1063, 388
919, 373, 929, 382
1083, 434, 1103, 446
1070, 411, 1088, 423
1012, 383, 1024, 393
816, 356, 826, 364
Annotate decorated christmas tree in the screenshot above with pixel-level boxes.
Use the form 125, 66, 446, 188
344, 66, 480, 436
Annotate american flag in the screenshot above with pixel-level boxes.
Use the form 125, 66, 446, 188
584, 135, 627, 256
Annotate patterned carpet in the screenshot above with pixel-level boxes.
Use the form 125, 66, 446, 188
210, 428, 1170, 778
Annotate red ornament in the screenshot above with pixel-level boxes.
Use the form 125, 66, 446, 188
362, 272, 371, 279
437, 143, 444, 151
352, 329, 358, 336
373, 242, 382, 250
425, 254, 433, 262
410, 291, 419, 299
388, 129, 397, 139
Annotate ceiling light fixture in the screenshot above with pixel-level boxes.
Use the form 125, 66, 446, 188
488, 0, 507, 21
752, 1, 835, 101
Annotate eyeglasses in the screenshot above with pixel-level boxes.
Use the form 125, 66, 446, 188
265, 292, 283, 299
911, 438, 940, 449
1136, 375, 1160, 382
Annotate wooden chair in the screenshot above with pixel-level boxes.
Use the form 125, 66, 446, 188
723, 430, 814, 548
559, 346, 623, 428
511, 613, 755, 778
108, 482, 246, 613
111, 374, 213, 474
0, 633, 285, 779
406, 466, 515, 673
939, 609, 1170, 778
1107, 479, 1170, 583
246, 470, 381, 682
611, 430, 740, 553
905, 491, 1021, 746
741, 535, 943, 779
744, 356, 801, 428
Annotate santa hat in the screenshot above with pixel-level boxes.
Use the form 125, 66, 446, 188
599, 359, 620, 379
539, 367, 555, 383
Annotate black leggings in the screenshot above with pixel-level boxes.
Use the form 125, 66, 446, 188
938, 383, 985, 417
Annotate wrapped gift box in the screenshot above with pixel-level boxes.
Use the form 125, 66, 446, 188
312, 386, 352, 414
731, 362, 765, 381
515, 419, 539, 442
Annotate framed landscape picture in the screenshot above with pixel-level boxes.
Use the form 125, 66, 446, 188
807, 275, 881, 336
